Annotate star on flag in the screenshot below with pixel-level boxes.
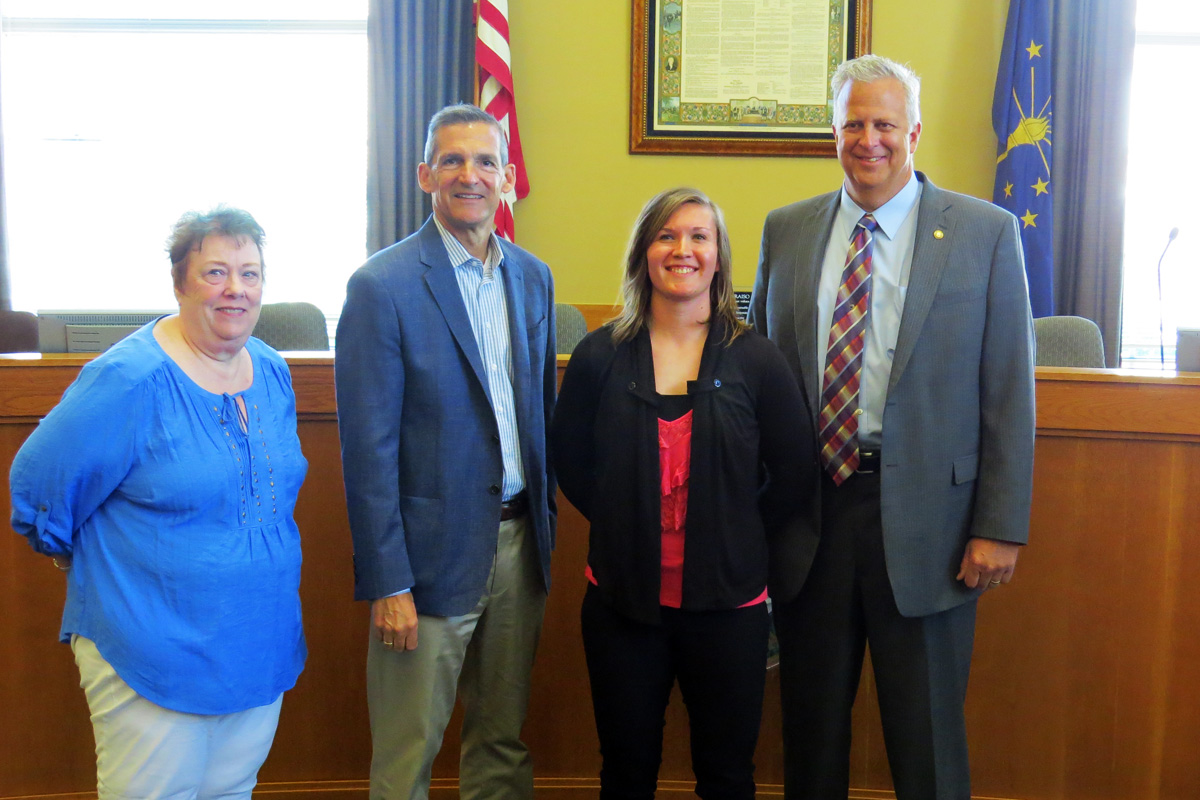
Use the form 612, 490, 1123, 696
993, 0, 1054, 315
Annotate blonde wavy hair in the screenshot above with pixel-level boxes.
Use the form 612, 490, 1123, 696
609, 187, 747, 345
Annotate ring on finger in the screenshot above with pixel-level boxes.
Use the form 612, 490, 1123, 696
989, 579, 1001, 586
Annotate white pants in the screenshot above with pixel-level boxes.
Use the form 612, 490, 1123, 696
72, 635, 283, 800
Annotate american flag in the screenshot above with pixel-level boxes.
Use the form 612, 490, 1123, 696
476, 0, 529, 242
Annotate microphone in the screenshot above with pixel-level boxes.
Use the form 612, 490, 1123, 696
1158, 226, 1180, 368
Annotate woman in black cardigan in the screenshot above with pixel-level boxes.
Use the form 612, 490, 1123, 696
551, 187, 817, 800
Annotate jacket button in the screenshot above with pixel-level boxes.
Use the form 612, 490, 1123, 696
713, 379, 722, 387
628, 381, 637, 390
489, 485, 501, 495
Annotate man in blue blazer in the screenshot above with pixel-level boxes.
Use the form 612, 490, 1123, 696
749, 56, 1035, 799
335, 104, 557, 800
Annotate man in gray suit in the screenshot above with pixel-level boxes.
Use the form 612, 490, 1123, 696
748, 55, 1035, 799
336, 104, 556, 800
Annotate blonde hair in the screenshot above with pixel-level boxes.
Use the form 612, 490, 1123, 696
609, 187, 747, 345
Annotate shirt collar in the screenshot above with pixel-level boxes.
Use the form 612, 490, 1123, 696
838, 171, 922, 239
432, 215, 504, 274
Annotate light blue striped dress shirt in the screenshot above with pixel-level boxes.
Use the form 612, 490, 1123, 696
434, 217, 526, 500
816, 172, 922, 450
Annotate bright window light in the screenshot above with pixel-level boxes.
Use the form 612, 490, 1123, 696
1, 2, 367, 322
1120, 1, 1200, 366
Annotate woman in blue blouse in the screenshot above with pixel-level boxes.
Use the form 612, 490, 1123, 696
9, 208, 307, 798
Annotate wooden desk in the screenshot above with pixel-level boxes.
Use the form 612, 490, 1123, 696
2, 356, 1199, 800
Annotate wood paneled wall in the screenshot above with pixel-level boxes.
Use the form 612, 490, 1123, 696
3, 356, 1200, 800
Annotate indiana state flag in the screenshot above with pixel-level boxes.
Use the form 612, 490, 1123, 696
992, 0, 1053, 317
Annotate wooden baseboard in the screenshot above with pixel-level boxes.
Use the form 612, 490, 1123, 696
249, 778, 1012, 800
253, 780, 369, 797
249, 777, 774, 799
0, 779, 1020, 800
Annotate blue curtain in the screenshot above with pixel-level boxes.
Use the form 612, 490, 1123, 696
367, 0, 475, 256
1052, 0, 1137, 366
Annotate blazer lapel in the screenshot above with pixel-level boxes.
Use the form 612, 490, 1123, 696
890, 174, 954, 391
499, 242, 533, 426
419, 223, 492, 402
795, 193, 840, 415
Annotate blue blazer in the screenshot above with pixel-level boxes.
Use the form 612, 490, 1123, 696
750, 174, 1036, 617
335, 218, 557, 616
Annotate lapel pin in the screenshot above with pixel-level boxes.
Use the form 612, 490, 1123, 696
933, 230, 945, 240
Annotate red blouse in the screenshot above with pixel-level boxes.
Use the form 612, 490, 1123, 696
585, 407, 767, 609
657, 410, 693, 607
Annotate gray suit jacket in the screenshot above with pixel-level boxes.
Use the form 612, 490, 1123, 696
335, 218, 557, 616
749, 173, 1035, 617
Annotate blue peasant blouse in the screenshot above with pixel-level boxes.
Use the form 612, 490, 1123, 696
9, 322, 308, 715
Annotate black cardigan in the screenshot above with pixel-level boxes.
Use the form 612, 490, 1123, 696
550, 319, 818, 625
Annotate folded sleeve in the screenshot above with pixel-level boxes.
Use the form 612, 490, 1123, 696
9, 359, 144, 556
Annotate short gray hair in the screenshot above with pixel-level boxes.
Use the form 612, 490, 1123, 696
831, 55, 921, 129
423, 104, 508, 166
167, 206, 265, 291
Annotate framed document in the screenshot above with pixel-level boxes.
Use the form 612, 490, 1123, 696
630, 0, 872, 157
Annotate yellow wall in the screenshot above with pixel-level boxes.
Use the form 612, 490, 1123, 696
508, 0, 1011, 304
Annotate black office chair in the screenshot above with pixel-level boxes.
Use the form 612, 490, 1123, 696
556, 303, 588, 355
253, 302, 329, 351
0, 310, 39, 354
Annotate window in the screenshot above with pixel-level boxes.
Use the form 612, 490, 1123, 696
1, 0, 367, 322
1120, 1, 1200, 366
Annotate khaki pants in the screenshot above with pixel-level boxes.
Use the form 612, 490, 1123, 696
366, 515, 547, 800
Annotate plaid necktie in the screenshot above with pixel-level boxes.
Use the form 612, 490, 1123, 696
819, 213, 878, 485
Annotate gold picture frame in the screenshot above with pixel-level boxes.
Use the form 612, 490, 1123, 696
630, 0, 872, 157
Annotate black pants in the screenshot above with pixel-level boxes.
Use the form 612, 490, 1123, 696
580, 584, 770, 800
775, 471, 977, 800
